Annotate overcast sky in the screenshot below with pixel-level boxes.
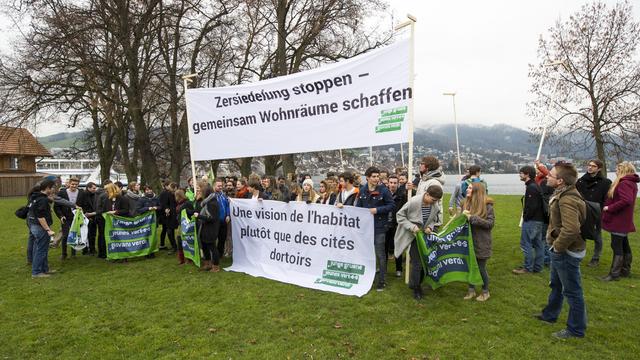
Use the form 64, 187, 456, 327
1, 0, 635, 136
390, 0, 636, 131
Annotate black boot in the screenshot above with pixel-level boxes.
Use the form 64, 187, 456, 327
621, 252, 632, 278
412, 287, 423, 300
602, 255, 624, 281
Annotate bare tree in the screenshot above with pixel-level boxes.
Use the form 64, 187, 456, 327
529, 0, 640, 173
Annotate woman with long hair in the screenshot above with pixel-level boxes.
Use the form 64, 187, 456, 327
601, 161, 639, 281
462, 182, 495, 301
296, 179, 320, 203
194, 181, 222, 272
317, 180, 337, 205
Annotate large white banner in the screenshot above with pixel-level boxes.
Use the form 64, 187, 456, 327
227, 199, 375, 297
186, 39, 410, 160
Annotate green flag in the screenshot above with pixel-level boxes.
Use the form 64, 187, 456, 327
415, 214, 483, 289
103, 211, 158, 260
180, 209, 201, 268
67, 208, 85, 249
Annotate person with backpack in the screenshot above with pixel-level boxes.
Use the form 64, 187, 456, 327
601, 161, 639, 281
575, 159, 612, 267
535, 162, 587, 339
513, 165, 546, 275
27, 179, 58, 278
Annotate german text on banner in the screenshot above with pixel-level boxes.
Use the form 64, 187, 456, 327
180, 209, 201, 268
103, 211, 158, 260
227, 199, 375, 297
416, 215, 483, 289
186, 39, 411, 160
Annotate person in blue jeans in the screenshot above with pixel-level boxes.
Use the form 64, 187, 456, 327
27, 179, 57, 278
535, 162, 587, 339
352, 166, 394, 291
513, 165, 546, 274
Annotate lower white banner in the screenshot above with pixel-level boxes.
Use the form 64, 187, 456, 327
227, 199, 375, 297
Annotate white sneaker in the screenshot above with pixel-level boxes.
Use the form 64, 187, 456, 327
395, 271, 402, 278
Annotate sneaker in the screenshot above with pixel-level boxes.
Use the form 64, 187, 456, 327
475, 292, 490, 302
159, 246, 168, 250
463, 290, 476, 300
376, 281, 386, 292
395, 271, 402, 278
31, 273, 51, 279
512, 268, 531, 275
45, 269, 58, 275
552, 329, 583, 339
587, 259, 599, 267
533, 314, 556, 324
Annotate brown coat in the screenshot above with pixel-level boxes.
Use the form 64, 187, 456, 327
546, 185, 586, 253
468, 203, 494, 259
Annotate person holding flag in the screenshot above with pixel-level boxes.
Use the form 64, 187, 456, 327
461, 182, 495, 302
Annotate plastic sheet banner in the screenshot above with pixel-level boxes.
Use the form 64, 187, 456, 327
103, 211, 158, 260
416, 215, 483, 289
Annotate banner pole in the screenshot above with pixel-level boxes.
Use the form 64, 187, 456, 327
339, 149, 345, 171
395, 14, 417, 285
183, 73, 198, 189
369, 146, 373, 166
535, 126, 547, 161
400, 142, 405, 168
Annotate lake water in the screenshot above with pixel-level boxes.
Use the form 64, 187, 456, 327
315, 172, 630, 195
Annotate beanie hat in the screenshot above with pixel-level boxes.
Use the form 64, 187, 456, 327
302, 179, 314, 188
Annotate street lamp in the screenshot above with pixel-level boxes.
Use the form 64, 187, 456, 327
443, 92, 461, 175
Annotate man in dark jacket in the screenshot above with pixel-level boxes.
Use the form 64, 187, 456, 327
27, 179, 57, 278
513, 166, 546, 274
386, 175, 407, 277
95, 180, 112, 259
575, 159, 611, 267
54, 177, 83, 260
78, 182, 98, 255
356, 166, 395, 291
535, 162, 587, 340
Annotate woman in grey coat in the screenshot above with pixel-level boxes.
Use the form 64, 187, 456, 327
462, 182, 495, 302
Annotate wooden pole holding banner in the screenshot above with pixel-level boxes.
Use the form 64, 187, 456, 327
339, 149, 345, 171
395, 14, 416, 285
183, 73, 198, 190
400, 142, 405, 168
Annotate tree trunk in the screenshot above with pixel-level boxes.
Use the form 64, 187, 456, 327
282, 154, 296, 178
264, 156, 281, 176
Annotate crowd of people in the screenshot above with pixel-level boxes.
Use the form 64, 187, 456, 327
21, 155, 638, 340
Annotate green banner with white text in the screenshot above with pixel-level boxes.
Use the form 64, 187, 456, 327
180, 209, 201, 268
103, 211, 158, 260
416, 215, 483, 289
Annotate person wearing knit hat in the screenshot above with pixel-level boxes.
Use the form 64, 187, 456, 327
296, 179, 320, 203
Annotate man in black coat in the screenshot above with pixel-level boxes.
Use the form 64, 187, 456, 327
94, 180, 112, 259
385, 175, 407, 278
575, 159, 612, 266
513, 166, 546, 274
53, 177, 83, 260
78, 182, 98, 255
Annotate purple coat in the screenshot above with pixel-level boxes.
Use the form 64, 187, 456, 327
602, 174, 639, 234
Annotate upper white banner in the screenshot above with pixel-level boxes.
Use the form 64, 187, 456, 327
185, 39, 411, 161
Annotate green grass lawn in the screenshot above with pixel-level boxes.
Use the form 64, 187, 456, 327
1, 195, 638, 359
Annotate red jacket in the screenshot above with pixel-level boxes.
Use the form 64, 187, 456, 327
602, 174, 639, 234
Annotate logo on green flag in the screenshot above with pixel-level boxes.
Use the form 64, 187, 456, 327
415, 215, 483, 289
180, 209, 201, 268
103, 211, 158, 260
